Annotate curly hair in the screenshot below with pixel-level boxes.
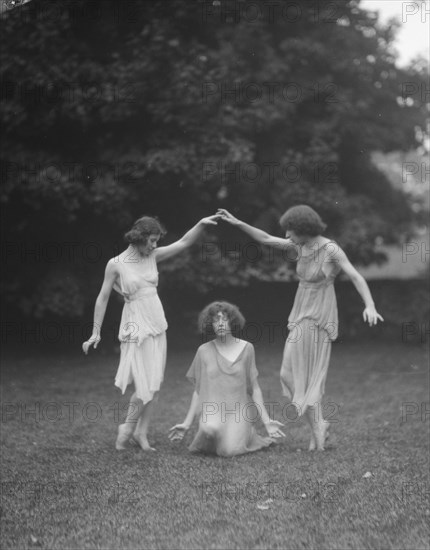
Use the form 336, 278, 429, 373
124, 216, 166, 245
279, 205, 327, 236
198, 301, 245, 337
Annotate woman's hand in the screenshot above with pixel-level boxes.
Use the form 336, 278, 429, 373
216, 209, 241, 225
199, 214, 221, 226
363, 306, 384, 326
264, 420, 285, 439
168, 423, 189, 441
82, 333, 101, 354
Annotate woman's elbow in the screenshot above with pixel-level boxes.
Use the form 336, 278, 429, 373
350, 272, 365, 286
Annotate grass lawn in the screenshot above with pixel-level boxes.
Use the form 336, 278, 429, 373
1, 340, 429, 550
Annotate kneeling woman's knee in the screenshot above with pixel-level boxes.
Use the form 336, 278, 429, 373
200, 423, 218, 438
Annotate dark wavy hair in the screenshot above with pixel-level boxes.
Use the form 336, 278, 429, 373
124, 216, 166, 245
198, 301, 246, 337
279, 205, 327, 236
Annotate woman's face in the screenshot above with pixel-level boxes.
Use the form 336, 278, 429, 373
212, 311, 231, 337
135, 234, 160, 256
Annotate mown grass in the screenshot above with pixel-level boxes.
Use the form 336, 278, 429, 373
1, 340, 429, 550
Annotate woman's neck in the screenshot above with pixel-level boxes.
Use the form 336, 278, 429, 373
129, 243, 147, 259
215, 332, 236, 346
302, 235, 324, 250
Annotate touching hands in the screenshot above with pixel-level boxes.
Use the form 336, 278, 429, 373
216, 209, 241, 225
265, 420, 285, 439
82, 333, 101, 354
200, 214, 222, 226
363, 306, 384, 327
168, 423, 189, 441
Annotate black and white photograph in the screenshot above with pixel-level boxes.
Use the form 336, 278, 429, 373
1, 0, 429, 548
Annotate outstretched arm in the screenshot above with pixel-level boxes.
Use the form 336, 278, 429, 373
217, 208, 296, 252
331, 246, 384, 326
155, 215, 220, 262
82, 260, 118, 354
251, 381, 285, 439
168, 391, 200, 441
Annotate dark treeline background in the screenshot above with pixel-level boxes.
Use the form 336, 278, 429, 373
1, 0, 428, 344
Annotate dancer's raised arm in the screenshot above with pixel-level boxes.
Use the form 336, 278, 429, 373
155, 215, 220, 262
217, 208, 296, 250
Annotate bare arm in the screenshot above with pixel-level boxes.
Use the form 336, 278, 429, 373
182, 391, 200, 428
168, 391, 200, 440
82, 260, 118, 353
251, 381, 285, 438
331, 246, 384, 326
155, 215, 220, 263
217, 208, 296, 252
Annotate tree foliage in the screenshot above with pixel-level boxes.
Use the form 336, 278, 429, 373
0, 0, 427, 318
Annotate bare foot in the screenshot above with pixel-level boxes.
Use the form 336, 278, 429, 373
132, 434, 156, 452
115, 423, 132, 451
315, 422, 330, 451
308, 432, 316, 451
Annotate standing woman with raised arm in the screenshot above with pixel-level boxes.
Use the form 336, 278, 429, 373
217, 206, 383, 451
82, 214, 219, 451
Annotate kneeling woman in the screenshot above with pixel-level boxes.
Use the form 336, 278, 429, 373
169, 302, 284, 457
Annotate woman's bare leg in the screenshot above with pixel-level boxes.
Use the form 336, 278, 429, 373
133, 392, 159, 451
115, 392, 142, 450
305, 408, 317, 451
307, 405, 329, 451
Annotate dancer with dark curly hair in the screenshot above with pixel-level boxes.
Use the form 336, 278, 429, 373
169, 301, 285, 457
217, 206, 383, 451
83, 214, 220, 451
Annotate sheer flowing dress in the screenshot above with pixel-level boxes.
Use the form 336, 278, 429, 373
280, 242, 341, 416
112, 250, 168, 404
186, 341, 272, 457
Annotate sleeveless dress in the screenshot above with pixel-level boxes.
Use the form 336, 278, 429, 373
186, 340, 273, 457
112, 250, 168, 404
280, 242, 341, 416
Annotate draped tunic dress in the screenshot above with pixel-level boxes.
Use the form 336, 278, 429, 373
112, 250, 168, 404
186, 341, 273, 457
280, 242, 341, 415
